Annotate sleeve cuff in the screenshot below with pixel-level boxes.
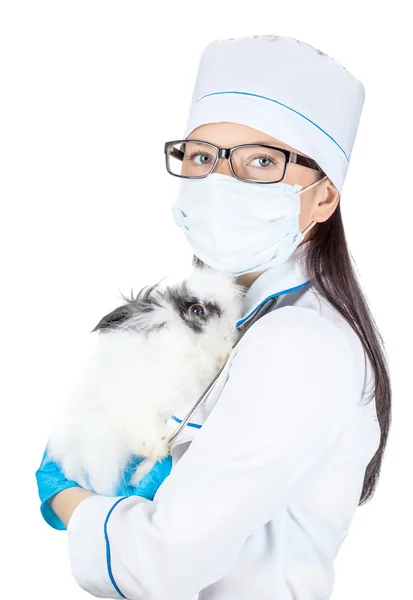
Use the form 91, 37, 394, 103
67, 494, 148, 599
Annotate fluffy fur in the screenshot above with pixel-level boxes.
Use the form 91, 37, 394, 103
46, 265, 245, 495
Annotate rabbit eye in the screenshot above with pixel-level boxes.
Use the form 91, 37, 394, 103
189, 304, 205, 316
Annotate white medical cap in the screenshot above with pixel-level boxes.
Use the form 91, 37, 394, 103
183, 35, 365, 193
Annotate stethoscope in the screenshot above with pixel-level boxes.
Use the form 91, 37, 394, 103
166, 294, 280, 449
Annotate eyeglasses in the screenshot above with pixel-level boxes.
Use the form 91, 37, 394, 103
164, 139, 324, 184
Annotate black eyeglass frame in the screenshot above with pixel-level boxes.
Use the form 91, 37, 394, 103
164, 139, 324, 184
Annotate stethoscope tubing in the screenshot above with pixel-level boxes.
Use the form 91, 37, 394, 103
167, 295, 279, 448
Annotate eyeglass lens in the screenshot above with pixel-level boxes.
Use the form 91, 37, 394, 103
167, 141, 287, 182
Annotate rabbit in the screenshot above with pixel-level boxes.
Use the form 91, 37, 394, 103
46, 264, 246, 496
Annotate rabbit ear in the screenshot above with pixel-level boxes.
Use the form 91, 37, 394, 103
90, 304, 134, 333
91, 279, 176, 335
192, 254, 211, 270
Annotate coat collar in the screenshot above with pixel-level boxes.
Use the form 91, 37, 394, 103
235, 243, 311, 330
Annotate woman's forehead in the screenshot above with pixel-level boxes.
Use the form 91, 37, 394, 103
187, 122, 301, 154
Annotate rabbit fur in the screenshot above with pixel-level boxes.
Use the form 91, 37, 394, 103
46, 265, 246, 496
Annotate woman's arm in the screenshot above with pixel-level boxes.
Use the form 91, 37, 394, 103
65, 306, 360, 600
49, 488, 96, 528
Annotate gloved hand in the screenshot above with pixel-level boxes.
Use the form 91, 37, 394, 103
35, 443, 173, 530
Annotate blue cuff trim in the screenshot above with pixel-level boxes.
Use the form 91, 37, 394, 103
104, 497, 129, 599
196, 91, 349, 161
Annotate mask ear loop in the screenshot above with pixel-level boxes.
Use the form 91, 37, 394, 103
299, 174, 328, 194
302, 220, 317, 236
297, 174, 328, 237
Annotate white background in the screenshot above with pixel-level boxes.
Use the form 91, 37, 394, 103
1, 1, 411, 598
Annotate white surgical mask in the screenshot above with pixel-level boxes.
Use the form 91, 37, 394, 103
171, 172, 327, 276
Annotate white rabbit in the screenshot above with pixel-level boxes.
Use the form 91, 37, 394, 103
46, 264, 245, 496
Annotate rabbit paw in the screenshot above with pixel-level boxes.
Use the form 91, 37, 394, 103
216, 351, 230, 369
136, 435, 170, 462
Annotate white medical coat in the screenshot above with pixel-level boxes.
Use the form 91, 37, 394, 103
66, 243, 381, 599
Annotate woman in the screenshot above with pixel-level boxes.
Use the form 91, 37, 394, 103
36, 35, 391, 599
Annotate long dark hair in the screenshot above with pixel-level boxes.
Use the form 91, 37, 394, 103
192, 171, 391, 505
303, 171, 391, 505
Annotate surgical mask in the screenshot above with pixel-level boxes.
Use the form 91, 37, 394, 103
171, 172, 327, 276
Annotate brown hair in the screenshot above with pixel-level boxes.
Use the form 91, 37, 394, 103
304, 171, 391, 504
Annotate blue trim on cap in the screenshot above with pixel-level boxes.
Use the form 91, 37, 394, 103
104, 497, 129, 598
236, 281, 311, 328
196, 91, 349, 162
171, 415, 202, 429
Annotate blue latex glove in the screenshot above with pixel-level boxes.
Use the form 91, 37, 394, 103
35, 444, 173, 530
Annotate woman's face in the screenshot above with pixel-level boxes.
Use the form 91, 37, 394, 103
187, 122, 339, 235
